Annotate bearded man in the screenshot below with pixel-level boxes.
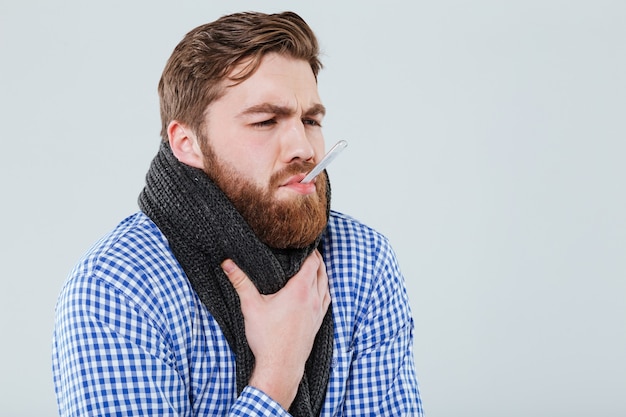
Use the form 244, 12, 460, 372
52, 11, 423, 417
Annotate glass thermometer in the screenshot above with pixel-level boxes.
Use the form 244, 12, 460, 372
300, 140, 348, 183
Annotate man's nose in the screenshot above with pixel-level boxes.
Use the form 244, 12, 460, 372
281, 120, 315, 163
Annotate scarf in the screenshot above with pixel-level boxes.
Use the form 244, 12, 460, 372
138, 141, 333, 416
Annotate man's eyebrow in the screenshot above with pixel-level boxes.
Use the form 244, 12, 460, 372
238, 103, 326, 118
238, 103, 293, 118
304, 103, 326, 117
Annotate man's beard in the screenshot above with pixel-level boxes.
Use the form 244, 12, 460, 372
199, 138, 329, 249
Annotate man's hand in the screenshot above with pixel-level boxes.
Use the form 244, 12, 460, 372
221, 250, 330, 410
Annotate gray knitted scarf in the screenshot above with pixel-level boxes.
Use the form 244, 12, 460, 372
138, 141, 333, 416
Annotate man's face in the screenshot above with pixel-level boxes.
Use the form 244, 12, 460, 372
198, 53, 328, 248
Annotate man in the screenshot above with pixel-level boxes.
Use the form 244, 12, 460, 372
52, 11, 423, 416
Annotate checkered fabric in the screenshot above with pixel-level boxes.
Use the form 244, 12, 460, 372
52, 210, 424, 416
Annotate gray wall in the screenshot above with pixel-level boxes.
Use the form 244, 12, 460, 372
1, 0, 624, 415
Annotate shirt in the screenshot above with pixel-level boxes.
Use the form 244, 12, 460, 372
52, 210, 424, 416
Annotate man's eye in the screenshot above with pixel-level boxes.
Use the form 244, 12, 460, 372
253, 119, 277, 127
303, 118, 322, 127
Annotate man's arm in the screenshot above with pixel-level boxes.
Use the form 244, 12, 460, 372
52, 274, 191, 416
53, 261, 326, 417
342, 243, 424, 416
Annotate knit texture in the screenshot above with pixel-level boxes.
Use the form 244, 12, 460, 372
138, 141, 333, 416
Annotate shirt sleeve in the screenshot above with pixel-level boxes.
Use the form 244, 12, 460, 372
229, 387, 291, 416
52, 271, 192, 416
342, 241, 425, 416
52, 271, 292, 416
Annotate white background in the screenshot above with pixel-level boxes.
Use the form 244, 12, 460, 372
1, 1, 624, 415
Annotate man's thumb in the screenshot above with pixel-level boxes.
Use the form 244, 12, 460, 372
221, 259, 258, 299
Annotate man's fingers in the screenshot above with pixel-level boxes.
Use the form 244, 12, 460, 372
314, 251, 331, 312
221, 259, 259, 302
222, 254, 329, 315
315, 251, 328, 285
295, 251, 330, 314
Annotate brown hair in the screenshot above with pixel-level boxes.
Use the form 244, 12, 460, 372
158, 11, 323, 141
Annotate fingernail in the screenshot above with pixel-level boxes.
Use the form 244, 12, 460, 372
221, 259, 235, 273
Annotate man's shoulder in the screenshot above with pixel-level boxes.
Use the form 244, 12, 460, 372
325, 210, 397, 268
327, 210, 390, 246
81, 212, 168, 264
63, 212, 181, 297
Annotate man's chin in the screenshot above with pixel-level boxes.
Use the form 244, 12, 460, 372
253, 200, 328, 249
274, 186, 319, 202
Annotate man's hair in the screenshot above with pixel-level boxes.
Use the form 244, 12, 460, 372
158, 11, 322, 141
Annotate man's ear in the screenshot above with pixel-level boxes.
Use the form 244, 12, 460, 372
168, 120, 204, 169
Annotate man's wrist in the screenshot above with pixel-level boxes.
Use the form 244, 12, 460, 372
248, 365, 302, 411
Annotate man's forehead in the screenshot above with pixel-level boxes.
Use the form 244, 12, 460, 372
213, 54, 323, 115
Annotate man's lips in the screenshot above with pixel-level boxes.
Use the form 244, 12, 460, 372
280, 173, 316, 194
282, 173, 308, 186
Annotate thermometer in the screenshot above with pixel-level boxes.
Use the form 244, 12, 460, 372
300, 140, 348, 183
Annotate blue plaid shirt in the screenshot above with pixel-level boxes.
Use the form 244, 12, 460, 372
52, 210, 423, 416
